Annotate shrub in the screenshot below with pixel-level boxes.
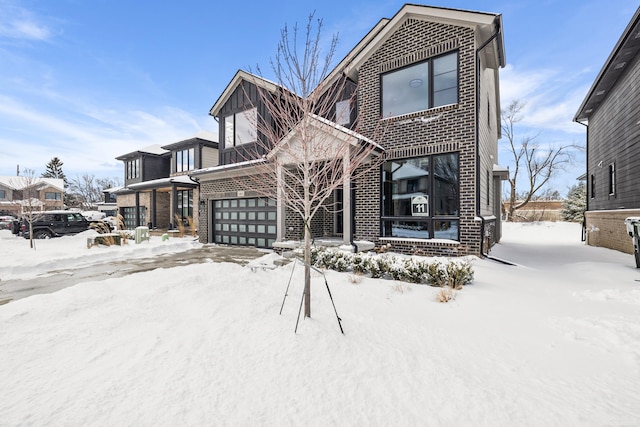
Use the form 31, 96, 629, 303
435, 287, 456, 303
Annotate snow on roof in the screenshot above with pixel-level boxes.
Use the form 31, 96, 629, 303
0, 176, 64, 192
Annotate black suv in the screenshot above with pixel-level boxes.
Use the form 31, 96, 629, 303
20, 211, 90, 239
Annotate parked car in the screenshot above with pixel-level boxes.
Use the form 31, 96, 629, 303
0, 215, 16, 231
19, 211, 90, 239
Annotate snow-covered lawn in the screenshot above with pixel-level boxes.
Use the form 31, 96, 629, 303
1, 222, 639, 426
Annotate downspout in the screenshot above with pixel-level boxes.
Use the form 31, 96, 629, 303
576, 119, 588, 241
475, 18, 502, 257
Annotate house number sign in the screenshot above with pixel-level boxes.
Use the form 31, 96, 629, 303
411, 195, 429, 217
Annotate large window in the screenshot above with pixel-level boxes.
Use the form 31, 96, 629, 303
223, 107, 257, 148
381, 51, 458, 118
381, 153, 459, 240
176, 148, 195, 172
45, 192, 61, 200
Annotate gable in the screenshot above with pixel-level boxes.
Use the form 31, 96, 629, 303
339, 5, 504, 84
209, 70, 279, 117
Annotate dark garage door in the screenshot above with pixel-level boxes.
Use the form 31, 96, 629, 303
213, 197, 277, 248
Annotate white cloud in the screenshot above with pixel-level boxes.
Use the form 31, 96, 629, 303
500, 64, 590, 135
0, 2, 52, 41
0, 94, 215, 179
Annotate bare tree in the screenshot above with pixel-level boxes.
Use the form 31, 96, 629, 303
501, 100, 578, 221
68, 174, 121, 209
238, 14, 385, 318
11, 168, 43, 249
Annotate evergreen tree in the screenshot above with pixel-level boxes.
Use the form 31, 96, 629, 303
561, 182, 586, 222
42, 157, 67, 181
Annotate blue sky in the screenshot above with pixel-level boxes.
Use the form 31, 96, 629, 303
0, 0, 637, 196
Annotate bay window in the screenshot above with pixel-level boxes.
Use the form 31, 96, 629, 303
381, 153, 459, 240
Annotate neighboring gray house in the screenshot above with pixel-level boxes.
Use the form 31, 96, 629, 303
193, 4, 506, 256
574, 6, 640, 254
114, 131, 218, 230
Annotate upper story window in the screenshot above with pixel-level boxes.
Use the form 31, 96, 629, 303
223, 107, 257, 148
335, 100, 351, 126
126, 158, 140, 179
176, 148, 195, 172
608, 163, 616, 196
381, 51, 458, 118
45, 192, 61, 200
0, 190, 5, 199
590, 174, 596, 199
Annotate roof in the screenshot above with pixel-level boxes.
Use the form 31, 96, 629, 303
320, 4, 505, 90
574, 7, 640, 123
124, 175, 198, 191
115, 144, 169, 160
209, 70, 280, 117
0, 176, 65, 192
267, 113, 384, 164
161, 130, 219, 151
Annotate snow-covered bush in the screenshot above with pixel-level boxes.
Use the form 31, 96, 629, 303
309, 247, 474, 287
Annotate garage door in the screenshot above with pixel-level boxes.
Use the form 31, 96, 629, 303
213, 197, 277, 248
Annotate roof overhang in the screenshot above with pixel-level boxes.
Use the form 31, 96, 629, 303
341, 4, 504, 82
267, 114, 384, 165
209, 70, 280, 117
574, 7, 640, 123
125, 176, 198, 191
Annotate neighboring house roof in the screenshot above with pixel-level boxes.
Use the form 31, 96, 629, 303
115, 144, 169, 160
574, 6, 640, 123
161, 130, 219, 151
0, 176, 64, 192
209, 70, 281, 117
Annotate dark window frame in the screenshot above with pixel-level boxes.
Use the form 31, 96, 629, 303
380, 152, 460, 241
608, 163, 616, 197
222, 107, 258, 149
380, 50, 459, 118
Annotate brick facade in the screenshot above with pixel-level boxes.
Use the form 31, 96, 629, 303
356, 20, 483, 255
584, 209, 639, 254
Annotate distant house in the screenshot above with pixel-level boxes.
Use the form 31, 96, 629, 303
114, 131, 218, 230
193, 4, 507, 256
0, 176, 65, 217
574, 6, 640, 254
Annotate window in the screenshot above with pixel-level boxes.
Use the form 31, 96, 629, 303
335, 100, 351, 126
608, 163, 616, 196
381, 153, 459, 240
176, 148, 195, 172
126, 159, 140, 179
590, 174, 596, 199
45, 192, 61, 200
177, 189, 193, 222
223, 107, 257, 148
381, 51, 458, 118
0, 190, 5, 199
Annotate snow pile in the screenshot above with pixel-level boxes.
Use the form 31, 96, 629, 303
1, 222, 639, 426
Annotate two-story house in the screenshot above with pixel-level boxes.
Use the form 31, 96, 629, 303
0, 176, 65, 217
193, 4, 506, 256
114, 131, 218, 230
574, 6, 640, 255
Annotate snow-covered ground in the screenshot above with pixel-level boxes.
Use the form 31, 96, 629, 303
1, 222, 639, 426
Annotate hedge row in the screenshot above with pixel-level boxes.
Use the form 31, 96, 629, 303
310, 247, 474, 288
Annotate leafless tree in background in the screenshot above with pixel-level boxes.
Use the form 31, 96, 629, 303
501, 99, 579, 221
11, 168, 42, 249
69, 174, 121, 209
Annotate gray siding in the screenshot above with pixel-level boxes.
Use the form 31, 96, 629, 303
588, 53, 640, 210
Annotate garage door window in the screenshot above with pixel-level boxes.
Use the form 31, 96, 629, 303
213, 197, 276, 248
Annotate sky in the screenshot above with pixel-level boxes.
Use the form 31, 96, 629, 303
0, 0, 637, 196
1, 222, 639, 424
